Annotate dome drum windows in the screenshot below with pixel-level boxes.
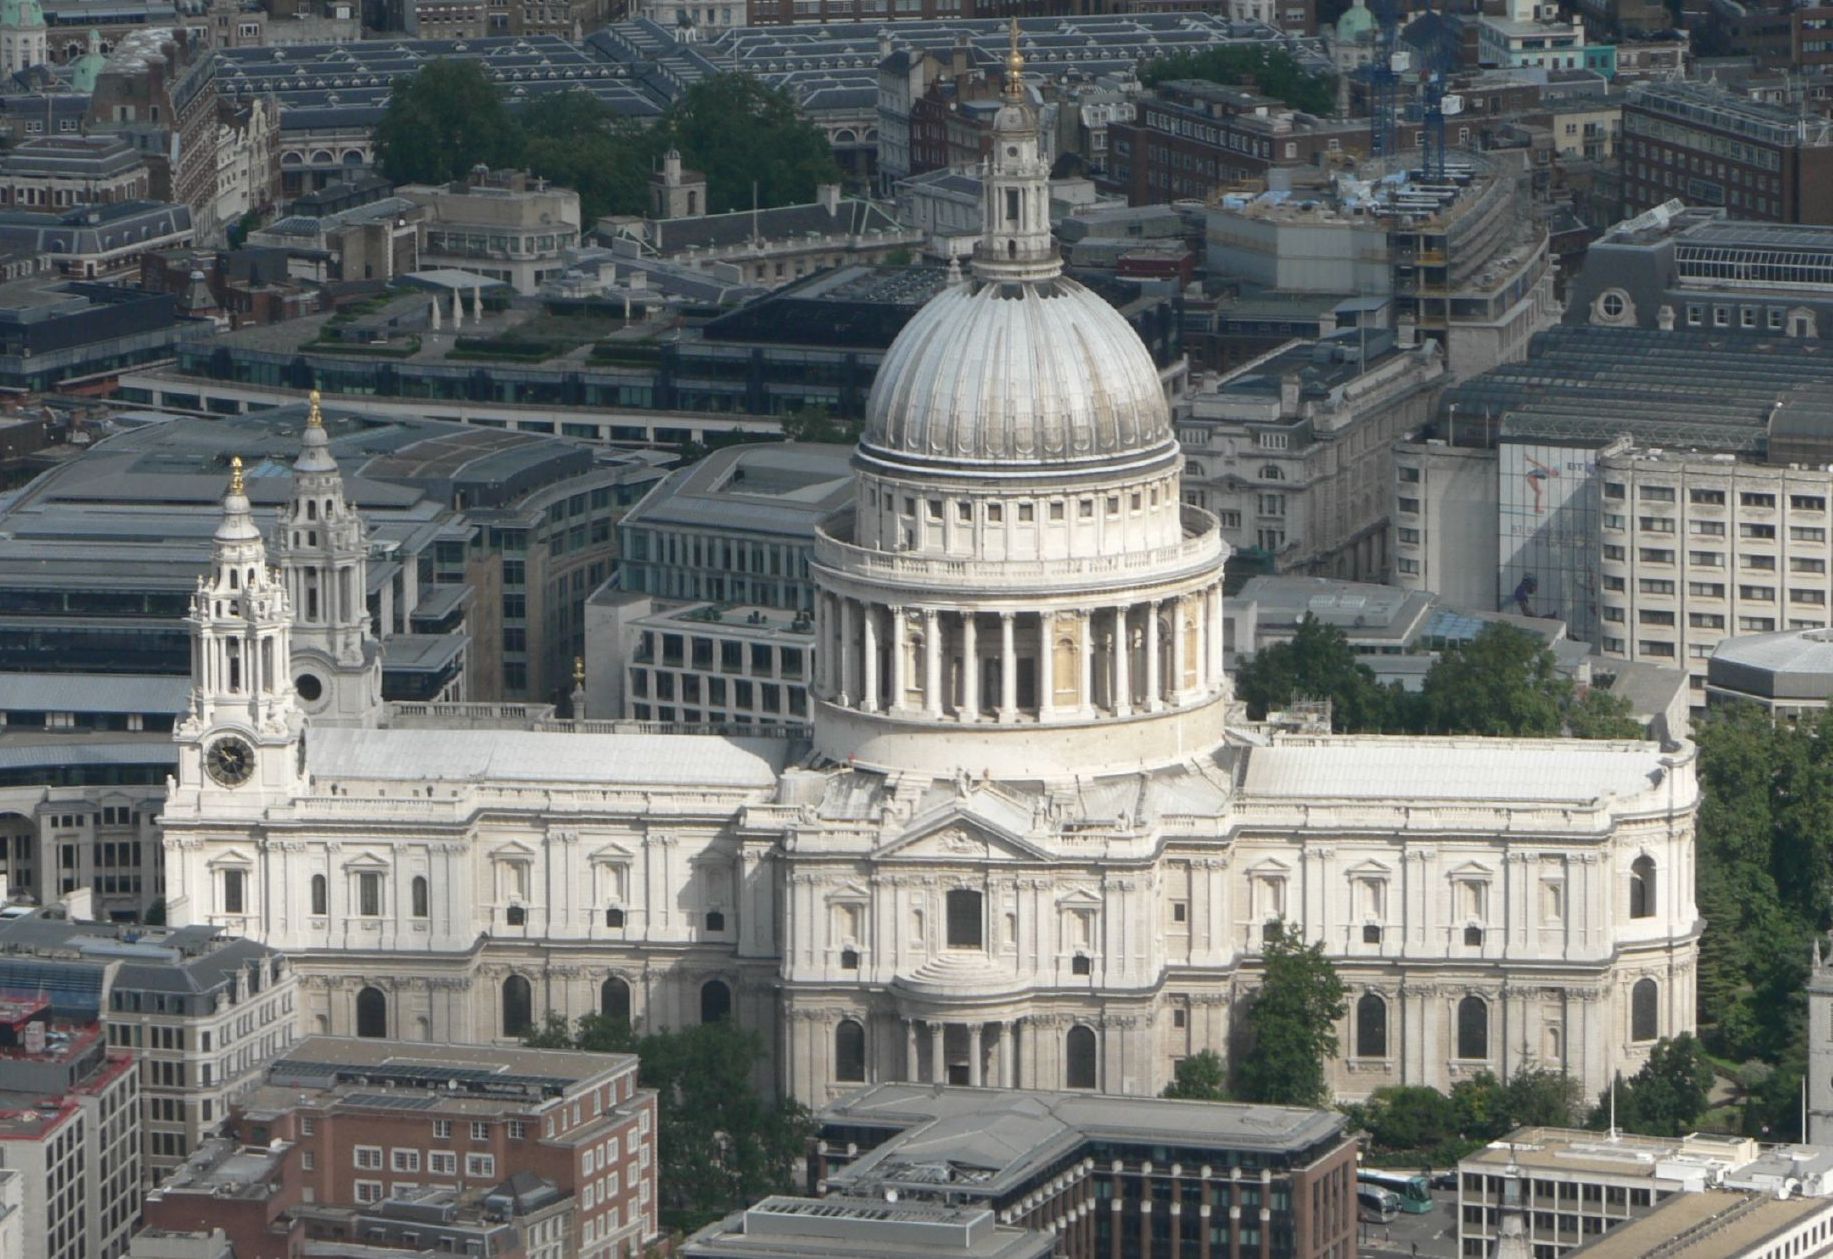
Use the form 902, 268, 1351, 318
819, 586, 1226, 725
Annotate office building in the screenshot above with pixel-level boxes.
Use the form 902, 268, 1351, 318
1206, 149, 1558, 381
0, 914, 297, 1185
1180, 329, 1446, 578
1458, 1130, 1833, 1259
138, 1036, 660, 1259
1567, 205, 1833, 340
0, 278, 212, 393
0, 994, 140, 1259
402, 169, 582, 295
1622, 82, 1833, 225
1705, 627, 1833, 716
808, 1084, 1359, 1259
0, 136, 150, 210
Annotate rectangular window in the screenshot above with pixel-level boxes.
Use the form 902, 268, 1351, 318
391, 1149, 420, 1173
355, 1146, 383, 1170
1639, 485, 1675, 502
466, 1153, 496, 1179
1741, 492, 1777, 509
222, 869, 245, 914
358, 872, 381, 917
428, 1151, 458, 1176
354, 1180, 383, 1204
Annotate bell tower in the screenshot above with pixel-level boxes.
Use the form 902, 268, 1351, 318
276, 391, 382, 727
173, 456, 306, 809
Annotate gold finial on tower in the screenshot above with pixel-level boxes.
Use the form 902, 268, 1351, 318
307, 388, 323, 429
1005, 15, 1024, 100
228, 455, 245, 496
573, 656, 586, 687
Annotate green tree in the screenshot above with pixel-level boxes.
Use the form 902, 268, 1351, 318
1564, 687, 1644, 740
1234, 922, 1348, 1108
1362, 1084, 1458, 1152
1138, 45, 1337, 116
374, 59, 522, 185
656, 75, 842, 214
1412, 623, 1570, 737
1500, 1067, 1587, 1130
519, 89, 654, 222
1591, 1034, 1714, 1138
527, 1015, 812, 1232
1163, 1050, 1230, 1101
1235, 615, 1397, 732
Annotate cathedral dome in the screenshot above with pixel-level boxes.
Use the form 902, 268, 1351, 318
859, 272, 1175, 471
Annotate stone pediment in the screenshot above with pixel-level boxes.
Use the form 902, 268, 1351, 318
876, 807, 1050, 864
587, 841, 637, 864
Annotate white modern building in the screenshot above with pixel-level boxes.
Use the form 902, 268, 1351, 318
159, 43, 1700, 1109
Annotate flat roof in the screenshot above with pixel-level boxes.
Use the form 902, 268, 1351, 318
1568, 1190, 1830, 1259
620, 441, 854, 540
821, 1084, 1346, 1199
1239, 737, 1667, 805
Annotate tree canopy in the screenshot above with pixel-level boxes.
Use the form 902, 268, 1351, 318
374, 59, 522, 186
526, 1013, 813, 1233
1589, 1035, 1715, 1138
1351, 1069, 1585, 1164
1163, 1050, 1230, 1102
1233, 922, 1348, 1107
373, 68, 842, 223
1686, 701, 1833, 1138
1138, 45, 1337, 117
1237, 616, 1647, 739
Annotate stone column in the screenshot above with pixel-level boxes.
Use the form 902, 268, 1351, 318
1209, 584, 1225, 688
1079, 612, 1093, 713
962, 613, 980, 721
1113, 606, 1131, 716
862, 603, 880, 713
969, 1022, 984, 1086
999, 612, 1017, 722
890, 606, 907, 713
812, 595, 828, 697
839, 598, 857, 707
1146, 599, 1162, 711
924, 609, 943, 717
906, 1019, 919, 1082
929, 1021, 945, 1084
1171, 596, 1186, 701
1039, 610, 1056, 720
998, 1021, 1016, 1087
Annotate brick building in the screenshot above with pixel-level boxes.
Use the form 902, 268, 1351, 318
1106, 80, 1370, 204
139, 1036, 660, 1259
1622, 81, 1833, 225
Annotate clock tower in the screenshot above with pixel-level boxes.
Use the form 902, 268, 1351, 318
173, 456, 306, 814
276, 391, 383, 727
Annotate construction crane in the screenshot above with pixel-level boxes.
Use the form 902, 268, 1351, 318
1364, 0, 1405, 159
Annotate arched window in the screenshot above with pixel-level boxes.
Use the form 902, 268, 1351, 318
310, 874, 327, 916
1356, 992, 1388, 1059
945, 888, 983, 949
411, 876, 428, 919
1630, 856, 1656, 919
1065, 1025, 1098, 1090
1632, 978, 1658, 1041
501, 974, 533, 1038
1456, 996, 1489, 1060
355, 985, 387, 1038
700, 978, 731, 1024
601, 976, 630, 1027
835, 1019, 866, 1083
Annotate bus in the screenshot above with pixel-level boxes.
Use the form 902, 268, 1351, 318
1357, 1169, 1433, 1214
1357, 1187, 1400, 1224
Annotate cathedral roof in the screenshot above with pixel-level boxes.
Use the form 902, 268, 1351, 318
305, 726, 790, 789
859, 274, 1176, 471
1239, 737, 1678, 805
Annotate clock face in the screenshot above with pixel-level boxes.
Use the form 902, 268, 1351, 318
205, 736, 255, 788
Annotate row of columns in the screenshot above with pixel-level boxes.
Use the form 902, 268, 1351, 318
817, 585, 1225, 722
902, 1016, 1022, 1088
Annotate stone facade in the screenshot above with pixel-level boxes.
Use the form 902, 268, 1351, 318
159, 41, 1701, 1110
